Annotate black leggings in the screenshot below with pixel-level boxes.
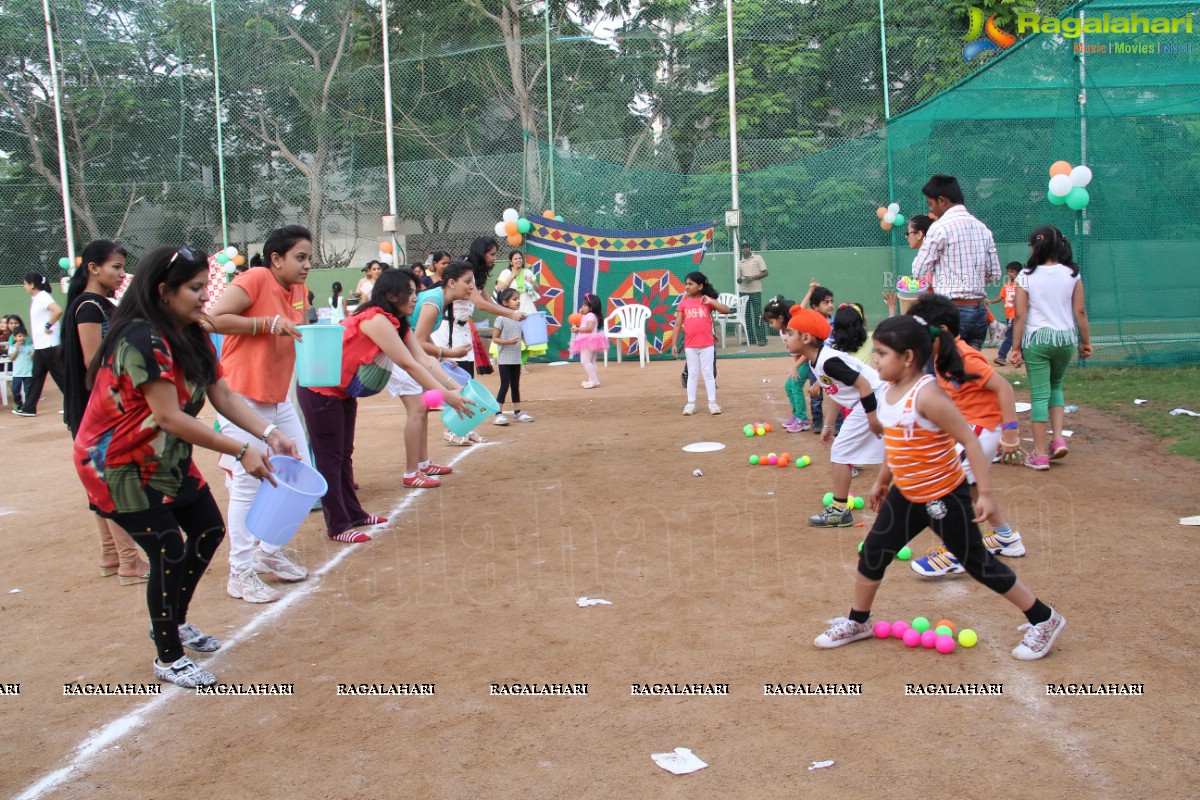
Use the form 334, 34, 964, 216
113, 490, 226, 664
21, 345, 64, 413
496, 364, 521, 405
858, 481, 1017, 594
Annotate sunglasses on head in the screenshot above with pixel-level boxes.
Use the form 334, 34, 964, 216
167, 246, 200, 268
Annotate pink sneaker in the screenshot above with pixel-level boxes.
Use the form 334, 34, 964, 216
1050, 438, 1068, 459
1024, 453, 1050, 471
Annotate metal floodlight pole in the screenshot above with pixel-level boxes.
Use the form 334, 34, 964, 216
41, 0, 76, 275
209, 0, 230, 248
381, 0, 400, 258
725, 0, 741, 293
544, 0, 556, 212
878, 0, 891, 119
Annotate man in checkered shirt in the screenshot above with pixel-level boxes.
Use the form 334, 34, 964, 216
910, 174, 1000, 350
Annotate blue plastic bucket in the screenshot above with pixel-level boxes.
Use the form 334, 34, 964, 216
442, 378, 501, 436
440, 361, 472, 386
245, 456, 329, 546
520, 312, 549, 347
294, 324, 343, 387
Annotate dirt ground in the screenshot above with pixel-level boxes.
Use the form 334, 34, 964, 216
2, 347, 1198, 800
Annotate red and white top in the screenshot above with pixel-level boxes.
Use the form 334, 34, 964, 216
879, 375, 964, 503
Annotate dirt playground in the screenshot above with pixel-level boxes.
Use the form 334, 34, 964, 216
1, 350, 1197, 800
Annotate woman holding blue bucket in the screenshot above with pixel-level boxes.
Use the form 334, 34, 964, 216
299, 268, 472, 539
74, 245, 300, 688
209, 224, 313, 604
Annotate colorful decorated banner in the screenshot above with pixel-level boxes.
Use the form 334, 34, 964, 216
524, 215, 714, 360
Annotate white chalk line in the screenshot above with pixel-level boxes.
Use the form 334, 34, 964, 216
14, 442, 491, 800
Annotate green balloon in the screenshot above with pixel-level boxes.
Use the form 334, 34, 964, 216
216, 253, 230, 264
1065, 186, 1090, 210
516, 218, 532, 234
892, 213, 905, 227
58, 257, 71, 270
1047, 189, 1067, 206
554, 215, 564, 222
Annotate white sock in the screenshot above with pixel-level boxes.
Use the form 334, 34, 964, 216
418, 460, 430, 470
404, 471, 417, 479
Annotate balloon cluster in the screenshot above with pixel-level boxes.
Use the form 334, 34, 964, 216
57, 255, 82, 271
377, 240, 395, 266
493, 208, 565, 248
213, 246, 244, 274
1047, 161, 1093, 210
875, 202, 905, 231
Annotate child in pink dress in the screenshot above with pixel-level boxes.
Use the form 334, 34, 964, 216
569, 293, 607, 389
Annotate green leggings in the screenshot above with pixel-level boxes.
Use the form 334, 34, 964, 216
1023, 341, 1075, 423
785, 363, 810, 420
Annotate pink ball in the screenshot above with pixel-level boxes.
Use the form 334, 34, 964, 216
902, 628, 921, 648
890, 620, 910, 639
935, 634, 956, 654
873, 621, 892, 639
422, 389, 444, 409
767, 455, 778, 465
920, 629, 938, 649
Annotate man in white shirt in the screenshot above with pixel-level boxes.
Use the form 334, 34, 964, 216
910, 174, 1000, 350
737, 245, 769, 346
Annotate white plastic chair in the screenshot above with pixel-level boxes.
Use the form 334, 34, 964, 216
603, 303, 652, 367
714, 293, 749, 348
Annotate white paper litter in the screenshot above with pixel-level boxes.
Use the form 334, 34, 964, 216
652, 747, 708, 775
1179, 516, 1200, 526
9, 588, 20, 593
1014, 381, 1021, 385
1134, 398, 1148, 405
1062, 430, 1073, 437
809, 760, 835, 771
1170, 408, 1200, 417
546, 361, 570, 366
576, 597, 613, 607
1015, 402, 1032, 413
693, 469, 703, 477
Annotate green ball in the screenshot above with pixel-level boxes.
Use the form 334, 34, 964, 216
912, 616, 931, 633
935, 625, 952, 637
749, 455, 759, 465
516, 218, 532, 234
897, 546, 912, 561
58, 256, 71, 270
853, 496, 865, 509
857, 541, 863, 552
958, 628, 978, 648
822, 492, 834, 506
744, 424, 754, 437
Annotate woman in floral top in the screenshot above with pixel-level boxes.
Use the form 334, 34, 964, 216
74, 246, 300, 689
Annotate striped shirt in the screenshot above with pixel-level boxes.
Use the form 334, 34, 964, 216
880, 376, 964, 503
910, 205, 1000, 300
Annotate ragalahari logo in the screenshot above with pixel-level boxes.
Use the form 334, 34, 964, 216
962, 7, 1017, 62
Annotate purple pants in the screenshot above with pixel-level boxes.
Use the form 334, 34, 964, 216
297, 386, 367, 538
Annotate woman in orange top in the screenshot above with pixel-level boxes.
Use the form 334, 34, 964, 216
813, 315, 1066, 661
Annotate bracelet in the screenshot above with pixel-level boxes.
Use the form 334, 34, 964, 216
438, 347, 443, 359
234, 441, 249, 462
260, 424, 277, 442
252, 317, 258, 336
1001, 421, 1019, 431
270, 314, 280, 335
1000, 437, 1020, 448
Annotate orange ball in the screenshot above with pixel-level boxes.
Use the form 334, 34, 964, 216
568, 313, 582, 326
935, 619, 956, 634
780, 452, 790, 461
379, 241, 393, 254
1049, 160, 1072, 177
764, 423, 773, 433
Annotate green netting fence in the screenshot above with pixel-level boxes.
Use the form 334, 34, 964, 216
1, 0, 1196, 364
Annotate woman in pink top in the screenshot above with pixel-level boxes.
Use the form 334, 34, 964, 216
669, 271, 729, 416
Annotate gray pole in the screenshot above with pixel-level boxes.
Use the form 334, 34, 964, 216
725, 0, 741, 292
41, 0, 76, 275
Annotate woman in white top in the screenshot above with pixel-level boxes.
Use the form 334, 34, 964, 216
492, 250, 543, 365
352, 260, 383, 305
329, 281, 346, 324
14, 272, 64, 416
1008, 226, 1092, 471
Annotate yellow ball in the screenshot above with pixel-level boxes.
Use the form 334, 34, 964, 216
756, 426, 766, 436
958, 629, 978, 648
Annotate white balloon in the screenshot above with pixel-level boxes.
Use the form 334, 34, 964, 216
224, 245, 238, 258
883, 212, 896, 224
223, 261, 236, 274
502, 208, 519, 223
494, 221, 507, 237
378, 252, 393, 265
1070, 165, 1093, 187
1048, 174, 1073, 197
887, 203, 900, 214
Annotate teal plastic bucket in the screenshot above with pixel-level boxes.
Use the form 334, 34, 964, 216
442, 378, 500, 436
295, 324, 343, 387
245, 456, 328, 546
520, 312, 549, 346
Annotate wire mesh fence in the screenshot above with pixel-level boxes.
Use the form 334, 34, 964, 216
1, 0, 1196, 363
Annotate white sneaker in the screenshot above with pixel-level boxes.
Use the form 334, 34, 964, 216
1012, 609, 1066, 660
514, 411, 535, 422
254, 547, 308, 581
493, 413, 510, 426
682, 403, 696, 415
708, 403, 722, 415
154, 656, 216, 688
814, 617, 873, 648
982, 530, 1026, 557
227, 567, 281, 603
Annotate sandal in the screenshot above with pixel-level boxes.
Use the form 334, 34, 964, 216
329, 530, 372, 544
443, 431, 472, 446
466, 431, 488, 443
118, 571, 151, 586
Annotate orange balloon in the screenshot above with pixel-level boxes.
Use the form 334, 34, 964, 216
568, 313, 582, 326
506, 233, 524, 247
504, 220, 519, 236
75, 256, 83, 266
379, 241, 394, 254
1049, 160, 1072, 178
935, 619, 956, 634
875, 206, 887, 219
232, 254, 245, 266
880, 220, 893, 231
542, 209, 555, 217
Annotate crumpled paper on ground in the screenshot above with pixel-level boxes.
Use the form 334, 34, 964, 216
808, 760, 835, 771
652, 747, 708, 775
576, 597, 613, 607
1169, 408, 1200, 417
1180, 517, 1200, 526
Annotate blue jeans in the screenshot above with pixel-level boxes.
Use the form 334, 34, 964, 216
956, 304, 989, 351
997, 319, 1014, 360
